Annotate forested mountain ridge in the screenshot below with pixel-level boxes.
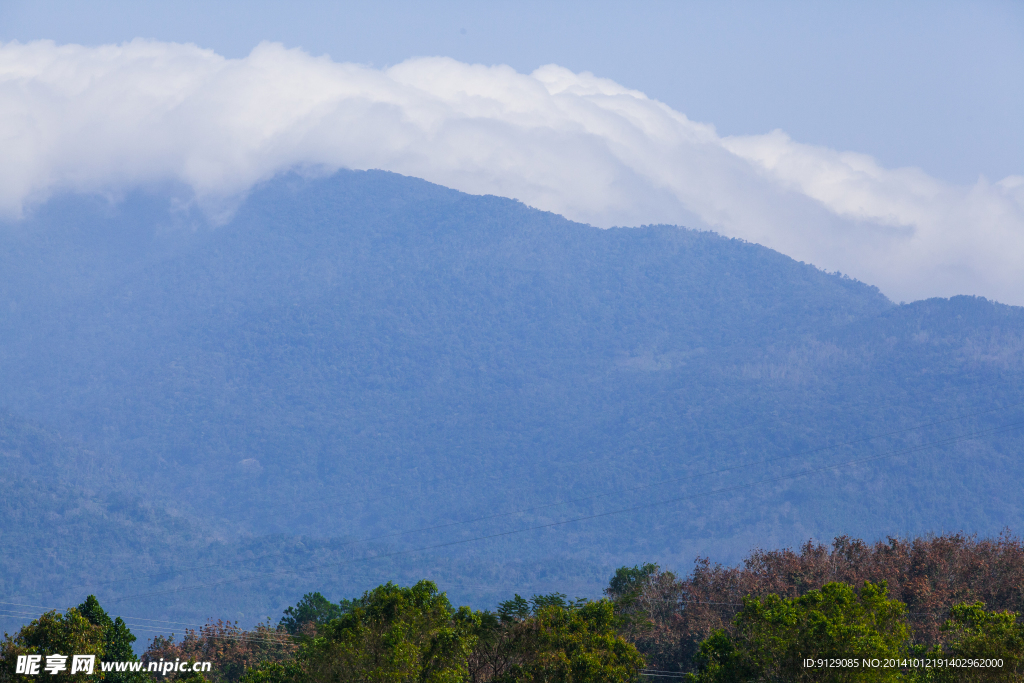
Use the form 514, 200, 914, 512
1, 170, 1022, 630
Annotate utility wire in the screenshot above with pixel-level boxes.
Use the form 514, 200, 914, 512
7, 409, 1016, 637
0, 596, 982, 647
0, 576, 598, 634
13, 397, 1023, 602
93, 419, 1024, 605
217, 380, 1023, 524
640, 671, 691, 678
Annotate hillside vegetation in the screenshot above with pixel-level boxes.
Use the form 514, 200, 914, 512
1, 170, 1022, 628
4, 533, 1023, 681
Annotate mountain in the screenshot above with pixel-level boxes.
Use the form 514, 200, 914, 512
1, 170, 1023, 630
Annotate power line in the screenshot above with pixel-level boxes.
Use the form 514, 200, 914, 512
13, 397, 1022, 602
0, 610, 293, 646
93, 418, 1024, 605
0, 595, 983, 646
215, 380, 1023, 524
640, 671, 690, 678
0, 577, 602, 636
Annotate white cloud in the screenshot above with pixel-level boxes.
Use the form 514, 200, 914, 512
1, 39, 1022, 305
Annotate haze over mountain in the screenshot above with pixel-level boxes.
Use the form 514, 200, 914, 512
1, 40, 1022, 304
2, 170, 1023, 631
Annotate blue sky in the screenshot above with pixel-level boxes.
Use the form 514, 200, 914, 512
1, 1, 1022, 304
4, 0, 1021, 184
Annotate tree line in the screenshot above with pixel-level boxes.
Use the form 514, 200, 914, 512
3, 532, 1024, 682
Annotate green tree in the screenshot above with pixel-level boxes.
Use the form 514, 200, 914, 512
472, 595, 644, 683
245, 580, 479, 683
921, 603, 1024, 682
233, 661, 304, 683
691, 581, 910, 682
75, 595, 145, 683
606, 565, 660, 608
278, 593, 357, 636
0, 607, 105, 683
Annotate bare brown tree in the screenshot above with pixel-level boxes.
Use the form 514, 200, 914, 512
143, 620, 296, 683
611, 531, 1024, 673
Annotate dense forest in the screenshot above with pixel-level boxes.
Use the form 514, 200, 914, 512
3, 533, 1023, 681
2, 169, 1023, 629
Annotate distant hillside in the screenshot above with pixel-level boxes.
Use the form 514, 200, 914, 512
0, 411, 207, 615
1, 170, 1022, 629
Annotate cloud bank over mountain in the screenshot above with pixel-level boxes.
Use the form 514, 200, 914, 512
1, 39, 1022, 304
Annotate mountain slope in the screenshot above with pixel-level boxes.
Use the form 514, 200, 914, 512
1, 170, 1022, 626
